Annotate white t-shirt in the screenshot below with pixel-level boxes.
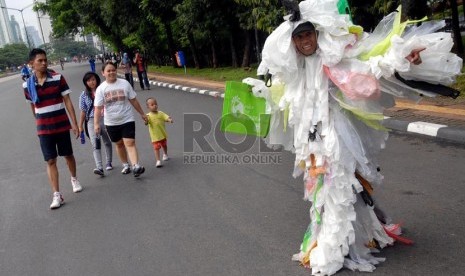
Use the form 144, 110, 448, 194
94, 79, 137, 126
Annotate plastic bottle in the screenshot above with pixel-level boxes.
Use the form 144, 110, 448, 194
80, 131, 85, 144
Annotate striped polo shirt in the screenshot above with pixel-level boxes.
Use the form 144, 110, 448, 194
23, 70, 72, 135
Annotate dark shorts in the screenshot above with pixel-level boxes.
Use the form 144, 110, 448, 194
105, 121, 136, 142
152, 139, 167, 150
39, 131, 73, 161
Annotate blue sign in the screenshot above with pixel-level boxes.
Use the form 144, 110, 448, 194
176, 51, 186, 67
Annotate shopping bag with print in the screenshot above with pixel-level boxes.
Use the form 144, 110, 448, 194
221, 81, 270, 137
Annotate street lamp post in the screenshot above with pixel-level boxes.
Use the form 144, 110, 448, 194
33, 0, 46, 45
1, 5, 33, 49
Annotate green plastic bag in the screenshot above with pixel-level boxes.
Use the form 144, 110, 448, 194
221, 81, 271, 137
337, 0, 352, 21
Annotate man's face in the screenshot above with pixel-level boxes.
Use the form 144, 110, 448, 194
31, 53, 48, 73
292, 30, 317, 56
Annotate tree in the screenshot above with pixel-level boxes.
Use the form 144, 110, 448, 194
0, 43, 29, 70
35, 0, 145, 50
234, 0, 285, 65
449, 0, 464, 58
141, 0, 183, 67
401, 0, 427, 20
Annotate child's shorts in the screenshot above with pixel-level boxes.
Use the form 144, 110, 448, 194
152, 139, 167, 150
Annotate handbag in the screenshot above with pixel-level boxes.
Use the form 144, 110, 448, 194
220, 81, 270, 137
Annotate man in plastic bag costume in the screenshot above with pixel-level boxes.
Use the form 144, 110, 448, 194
243, 0, 462, 275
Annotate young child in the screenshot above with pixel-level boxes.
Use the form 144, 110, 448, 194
145, 97, 173, 167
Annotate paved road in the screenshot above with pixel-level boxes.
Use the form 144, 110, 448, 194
1, 63, 464, 276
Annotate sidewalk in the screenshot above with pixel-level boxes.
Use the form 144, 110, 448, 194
125, 69, 465, 144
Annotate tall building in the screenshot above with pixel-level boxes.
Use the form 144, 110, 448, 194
0, 0, 13, 46
9, 14, 22, 43
26, 25, 41, 47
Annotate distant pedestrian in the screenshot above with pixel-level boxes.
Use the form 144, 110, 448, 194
59, 58, 65, 70
121, 53, 134, 88
23, 48, 82, 209
20, 63, 31, 81
78, 71, 113, 176
89, 56, 96, 72
94, 61, 147, 177
145, 97, 173, 167
134, 50, 150, 90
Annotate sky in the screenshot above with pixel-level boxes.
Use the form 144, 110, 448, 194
4, 0, 43, 31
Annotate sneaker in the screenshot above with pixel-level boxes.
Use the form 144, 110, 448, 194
133, 165, 145, 177
106, 163, 113, 171
121, 165, 131, 174
71, 178, 83, 193
93, 168, 104, 176
162, 154, 169, 161
50, 192, 64, 209
156, 160, 162, 168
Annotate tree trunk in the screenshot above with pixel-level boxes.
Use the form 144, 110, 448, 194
254, 26, 261, 63
241, 30, 251, 68
187, 31, 201, 69
450, 0, 464, 58
163, 21, 178, 68
229, 34, 238, 68
210, 37, 218, 68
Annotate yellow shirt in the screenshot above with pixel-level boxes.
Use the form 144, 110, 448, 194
146, 111, 170, 142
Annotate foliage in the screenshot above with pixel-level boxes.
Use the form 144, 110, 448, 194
49, 37, 99, 61
148, 65, 258, 82
234, 0, 284, 33
32, 0, 464, 68
35, 0, 143, 50
0, 43, 29, 70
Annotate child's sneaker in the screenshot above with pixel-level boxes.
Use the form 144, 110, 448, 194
71, 178, 83, 193
162, 154, 169, 161
93, 168, 104, 176
50, 192, 64, 209
106, 162, 113, 171
133, 165, 145, 177
121, 165, 131, 174
156, 160, 162, 168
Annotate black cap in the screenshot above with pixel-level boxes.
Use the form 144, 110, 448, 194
292, 22, 316, 36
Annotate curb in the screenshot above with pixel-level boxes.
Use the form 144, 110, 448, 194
124, 74, 465, 144
383, 117, 465, 143
127, 74, 225, 99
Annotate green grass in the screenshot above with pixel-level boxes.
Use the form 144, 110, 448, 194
452, 70, 465, 99
148, 65, 258, 82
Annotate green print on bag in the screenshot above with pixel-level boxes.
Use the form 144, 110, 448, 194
221, 81, 270, 137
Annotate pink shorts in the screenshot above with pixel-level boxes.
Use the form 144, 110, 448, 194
152, 139, 167, 150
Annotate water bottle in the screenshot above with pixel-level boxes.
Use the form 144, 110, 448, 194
94, 136, 101, 150
80, 131, 85, 144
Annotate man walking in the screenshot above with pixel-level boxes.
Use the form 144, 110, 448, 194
23, 48, 83, 209
134, 50, 150, 90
